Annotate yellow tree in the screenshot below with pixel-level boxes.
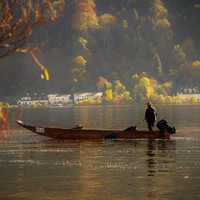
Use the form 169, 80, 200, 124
96, 76, 113, 101
162, 81, 173, 95
97, 76, 107, 91
113, 80, 131, 102
151, 0, 171, 31
0, 0, 65, 80
72, 55, 87, 84
134, 77, 155, 102
132, 74, 139, 85
99, 13, 116, 30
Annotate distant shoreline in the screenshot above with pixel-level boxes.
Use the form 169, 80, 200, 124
3, 102, 200, 109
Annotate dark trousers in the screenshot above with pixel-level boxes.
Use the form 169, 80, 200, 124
147, 121, 154, 131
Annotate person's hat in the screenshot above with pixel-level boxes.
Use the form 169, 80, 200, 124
146, 101, 151, 106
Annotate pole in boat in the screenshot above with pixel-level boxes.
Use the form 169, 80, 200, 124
105, 119, 145, 140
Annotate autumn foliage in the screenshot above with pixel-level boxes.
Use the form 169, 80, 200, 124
0, 1, 199, 104
72, 0, 99, 32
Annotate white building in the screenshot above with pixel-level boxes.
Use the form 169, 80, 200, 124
48, 94, 72, 105
177, 87, 200, 102
74, 92, 103, 101
17, 95, 48, 105
179, 93, 200, 101
17, 96, 32, 105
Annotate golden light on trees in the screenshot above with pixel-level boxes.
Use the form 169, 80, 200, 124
72, 55, 87, 85
72, 0, 99, 32
99, 13, 116, 30
190, 61, 200, 79
134, 77, 155, 100
74, 55, 87, 67
75, 0, 96, 8
132, 74, 139, 80
191, 60, 200, 68
97, 76, 107, 91
79, 37, 87, 49
105, 89, 113, 100
152, 0, 170, 29
113, 80, 131, 102
162, 82, 173, 89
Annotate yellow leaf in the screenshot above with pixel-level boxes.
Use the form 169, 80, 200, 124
41, 69, 50, 81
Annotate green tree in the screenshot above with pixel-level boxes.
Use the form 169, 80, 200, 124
151, 53, 163, 79
150, 0, 173, 72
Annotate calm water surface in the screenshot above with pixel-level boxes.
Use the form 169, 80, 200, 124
0, 104, 200, 200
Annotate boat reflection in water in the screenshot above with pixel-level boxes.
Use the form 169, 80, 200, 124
146, 139, 176, 175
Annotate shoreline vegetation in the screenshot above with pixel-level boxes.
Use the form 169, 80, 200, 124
0, 96, 199, 109
1, 76, 200, 109
0, 99, 199, 131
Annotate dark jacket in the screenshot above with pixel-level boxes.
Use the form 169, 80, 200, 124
145, 106, 157, 123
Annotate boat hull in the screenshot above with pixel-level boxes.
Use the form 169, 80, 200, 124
17, 120, 171, 140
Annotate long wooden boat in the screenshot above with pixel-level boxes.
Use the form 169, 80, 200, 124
17, 120, 175, 140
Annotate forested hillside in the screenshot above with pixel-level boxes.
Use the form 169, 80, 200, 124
0, 0, 200, 103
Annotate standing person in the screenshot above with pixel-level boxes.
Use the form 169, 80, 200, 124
145, 102, 157, 131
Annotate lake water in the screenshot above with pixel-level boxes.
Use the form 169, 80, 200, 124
0, 104, 200, 200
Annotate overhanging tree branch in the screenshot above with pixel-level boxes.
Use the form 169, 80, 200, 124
0, 0, 65, 80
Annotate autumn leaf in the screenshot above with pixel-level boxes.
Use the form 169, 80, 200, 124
41, 68, 50, 81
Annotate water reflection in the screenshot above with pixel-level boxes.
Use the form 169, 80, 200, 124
146, 140, 157, 176
1, 105, 200, 199
145, 140, 177, 199
146, 140, 176, 176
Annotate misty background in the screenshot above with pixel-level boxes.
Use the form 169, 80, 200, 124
0, 0, 200, 103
